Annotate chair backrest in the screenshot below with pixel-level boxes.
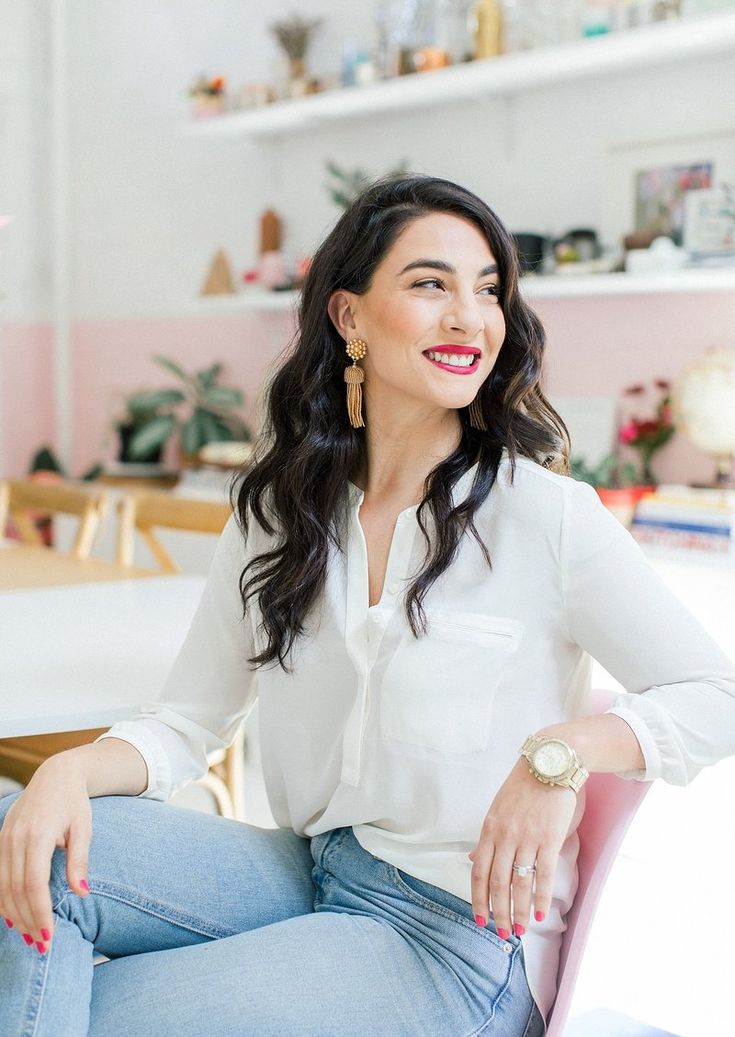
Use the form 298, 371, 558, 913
115, 490, 232, 573
545, 689, 654, 1037
0, 478, 108, 559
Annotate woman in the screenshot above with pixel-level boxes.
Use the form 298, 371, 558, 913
2, 174, 734, 1037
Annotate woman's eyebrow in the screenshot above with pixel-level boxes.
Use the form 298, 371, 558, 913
398, 258, 499, 278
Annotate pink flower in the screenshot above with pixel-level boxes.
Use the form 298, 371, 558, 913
618, 421, 638, 443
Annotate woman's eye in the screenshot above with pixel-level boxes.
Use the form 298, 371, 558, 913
412, 279, 500, 297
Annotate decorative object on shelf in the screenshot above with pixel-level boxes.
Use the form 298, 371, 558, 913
672, 346, 735, 487
472, 0, 503, 57
432, 0, 476, 62
635, 159, 712, 246
260, 209, 282, 254
269, 12, 324, 98
512, 232, 548, 273
413, 46, 451, 69
324, 158, 411, 210
188, 74, 228, 119
625, 234, 688, 273
683, 182, 735, 264
241, 267, 261, 290
201, 248, 235, 295
123, 356, 252, 466
617, 379, 676, 486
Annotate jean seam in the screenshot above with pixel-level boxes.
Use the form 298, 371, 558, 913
56, 883, 241, 942
464, 939, 521, 1036
388, 864, 518, 955
20, 940, 50, 1037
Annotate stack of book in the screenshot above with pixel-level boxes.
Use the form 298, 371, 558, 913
631, 484, 735, 563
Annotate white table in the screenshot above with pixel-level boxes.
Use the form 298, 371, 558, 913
0, 576, 205, 738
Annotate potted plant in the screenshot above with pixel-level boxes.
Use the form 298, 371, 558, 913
617, 379, 676, 486
570, 454, 650, 527
123, 356, 252, 466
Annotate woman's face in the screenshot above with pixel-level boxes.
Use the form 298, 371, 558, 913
330, 212, 506, 416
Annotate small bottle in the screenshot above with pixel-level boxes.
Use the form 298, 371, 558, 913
473, 0, 503, 59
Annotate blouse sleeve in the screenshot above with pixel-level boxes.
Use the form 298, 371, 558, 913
561, 477, 735, 785
94, 513, 259, 801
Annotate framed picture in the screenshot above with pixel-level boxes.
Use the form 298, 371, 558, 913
683, 183, 735, 260
601, 129, 735, 252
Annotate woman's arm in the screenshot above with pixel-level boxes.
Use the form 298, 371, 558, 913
534, 712, 645, 773
93, 512, 259, 801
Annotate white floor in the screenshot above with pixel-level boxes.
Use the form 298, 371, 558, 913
3, 719, 732, 1037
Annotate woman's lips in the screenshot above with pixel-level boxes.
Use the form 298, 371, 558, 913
423, 354, 479, 375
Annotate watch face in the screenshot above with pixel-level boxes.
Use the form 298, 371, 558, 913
533, 740, 572, 778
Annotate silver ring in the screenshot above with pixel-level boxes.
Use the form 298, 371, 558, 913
512, 862, 536, 878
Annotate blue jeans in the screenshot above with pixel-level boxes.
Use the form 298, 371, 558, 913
0, 791, 546, 1036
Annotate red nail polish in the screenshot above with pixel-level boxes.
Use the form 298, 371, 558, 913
474, 914, 486, 927
80, 879, 89, 892
535, 910, 545, 922
22, 933, 33, 945
3, 917, 13, 928
36, 942, 47, 954
513, 923, 525, 936
41, 928, 51, 941
497, 927, 510, 939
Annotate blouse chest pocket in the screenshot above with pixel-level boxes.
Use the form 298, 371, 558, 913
379, 609, 523, 754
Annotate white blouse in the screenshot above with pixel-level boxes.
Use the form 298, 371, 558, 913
95, 446, 735, 1024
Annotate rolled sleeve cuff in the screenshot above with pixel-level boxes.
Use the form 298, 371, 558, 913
94, 722, 173, 801
603, 702, 663, 782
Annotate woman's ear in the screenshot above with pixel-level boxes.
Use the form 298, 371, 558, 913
327, 289, 357, 339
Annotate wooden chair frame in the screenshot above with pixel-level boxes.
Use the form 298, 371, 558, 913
0, 479, 108, 559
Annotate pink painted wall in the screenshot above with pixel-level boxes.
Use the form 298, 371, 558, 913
2, 289, 734, 484
536, 290, 735, 486
0, 323, 56, 477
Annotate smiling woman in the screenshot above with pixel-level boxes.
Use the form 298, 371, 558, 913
4, 174, 735, 1037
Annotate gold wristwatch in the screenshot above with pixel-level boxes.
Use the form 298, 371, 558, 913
519, 734, 589, 792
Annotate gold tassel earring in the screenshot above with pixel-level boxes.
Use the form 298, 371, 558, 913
469, 394, 488, 431
344, 337, 367, 428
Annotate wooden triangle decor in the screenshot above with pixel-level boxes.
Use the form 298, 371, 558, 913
201, 248, 235, 295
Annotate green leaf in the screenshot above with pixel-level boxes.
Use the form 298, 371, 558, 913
196, 363, 223, 391
198, 409, 234, 443
181, 411, 206, 455
202, 385, 243, 408
127, 389, 185, 412
128, 415, 177, 459
153, 355, 191, 384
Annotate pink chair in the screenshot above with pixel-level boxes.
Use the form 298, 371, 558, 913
545, 689, 654, 1037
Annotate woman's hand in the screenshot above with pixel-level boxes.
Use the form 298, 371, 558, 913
468, 757, 578, 938
0, 755, 92, 955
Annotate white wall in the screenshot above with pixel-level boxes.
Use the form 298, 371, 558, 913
2, 2, 734, 321
0, 0, 51, 320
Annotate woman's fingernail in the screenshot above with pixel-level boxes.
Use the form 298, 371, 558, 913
474, 914, 486, 927
35, 942, 47, 954
80, 879, 89, 892
41, 928, 51, 941
497, 927, 510, 940
22, 933, 34, 945
3, 917, 13, 928
513, 923, 526, 936
535, 910, 545, 922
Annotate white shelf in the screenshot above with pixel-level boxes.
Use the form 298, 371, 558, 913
181, 10, 735, 140
192, 267, 735, 314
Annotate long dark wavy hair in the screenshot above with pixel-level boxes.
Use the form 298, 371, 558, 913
232, 173, 570, 673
